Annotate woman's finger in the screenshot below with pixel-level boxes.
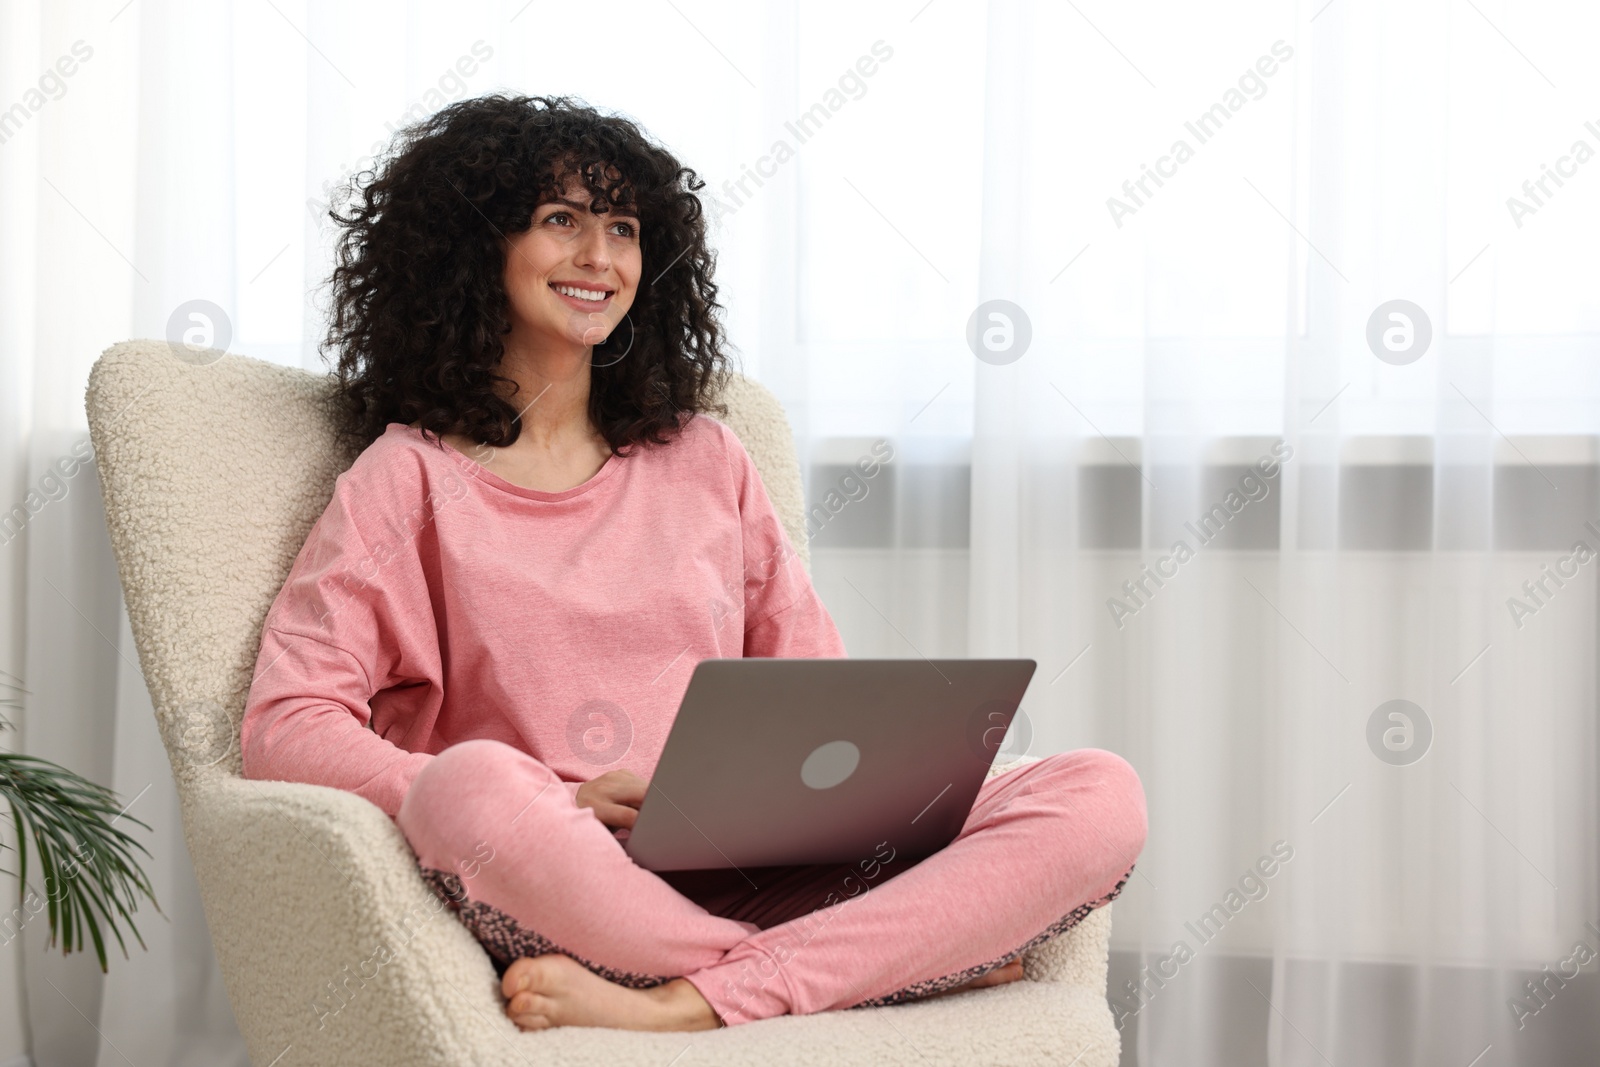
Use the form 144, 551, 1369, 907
589, 770, 646, 804
601, 802, 639, 830
610, 774, 648, 807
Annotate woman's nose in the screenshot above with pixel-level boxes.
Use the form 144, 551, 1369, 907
573, 222, 611, 270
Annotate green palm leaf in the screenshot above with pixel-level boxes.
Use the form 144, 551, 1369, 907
0, 676, 160, 972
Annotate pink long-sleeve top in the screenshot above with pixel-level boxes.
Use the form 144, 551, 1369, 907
240, 415, 846, 818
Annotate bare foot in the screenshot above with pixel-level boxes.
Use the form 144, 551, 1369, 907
502, 955, 722, 1032
935, 958, 1026, 999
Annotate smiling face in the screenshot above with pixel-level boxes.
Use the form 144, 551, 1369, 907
501, 166, 642, 359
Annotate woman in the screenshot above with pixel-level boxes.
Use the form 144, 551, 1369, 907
240, 93, 1147, 1033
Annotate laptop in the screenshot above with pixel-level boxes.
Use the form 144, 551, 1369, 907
622, 657, 1036, 872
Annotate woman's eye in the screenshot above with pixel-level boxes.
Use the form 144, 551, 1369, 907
545, 211, 572, 226
612, 221, 637, 238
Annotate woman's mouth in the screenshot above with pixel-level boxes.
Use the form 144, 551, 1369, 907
550, 282, 614, 310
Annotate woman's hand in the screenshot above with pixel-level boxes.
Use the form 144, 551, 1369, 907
574, 769, 648, 832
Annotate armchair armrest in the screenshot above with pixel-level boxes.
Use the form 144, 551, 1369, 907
180, 775, 510, 1066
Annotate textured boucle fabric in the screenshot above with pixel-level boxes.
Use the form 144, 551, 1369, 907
83, 339, 1121, 1067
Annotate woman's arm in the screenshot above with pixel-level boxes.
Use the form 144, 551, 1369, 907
243, 627, 434, 818
717, 422, 847, 659
240, 457, 442, 819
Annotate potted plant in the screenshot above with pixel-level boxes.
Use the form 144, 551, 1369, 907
0, 667, 160, 970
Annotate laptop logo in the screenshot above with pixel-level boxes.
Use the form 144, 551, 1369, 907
800, 740, 861, 790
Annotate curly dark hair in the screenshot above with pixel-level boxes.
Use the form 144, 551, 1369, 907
320, 93, 732, 457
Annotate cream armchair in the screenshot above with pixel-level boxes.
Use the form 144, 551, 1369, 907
83, 339, 1120, 1067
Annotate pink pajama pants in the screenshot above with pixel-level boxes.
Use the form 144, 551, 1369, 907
395, 739, 1146, 1026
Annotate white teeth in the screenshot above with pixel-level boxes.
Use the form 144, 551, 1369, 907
554, 284, 608, 301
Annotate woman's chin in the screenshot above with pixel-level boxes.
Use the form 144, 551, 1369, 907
556, 309, 615, 347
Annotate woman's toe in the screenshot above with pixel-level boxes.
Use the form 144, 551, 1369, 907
507, 992, 552, 1029
503, 957, 543, 999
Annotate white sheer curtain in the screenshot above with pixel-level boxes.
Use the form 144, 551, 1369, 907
801, 2, 1600, 1063
1, 1, 1596, 1064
